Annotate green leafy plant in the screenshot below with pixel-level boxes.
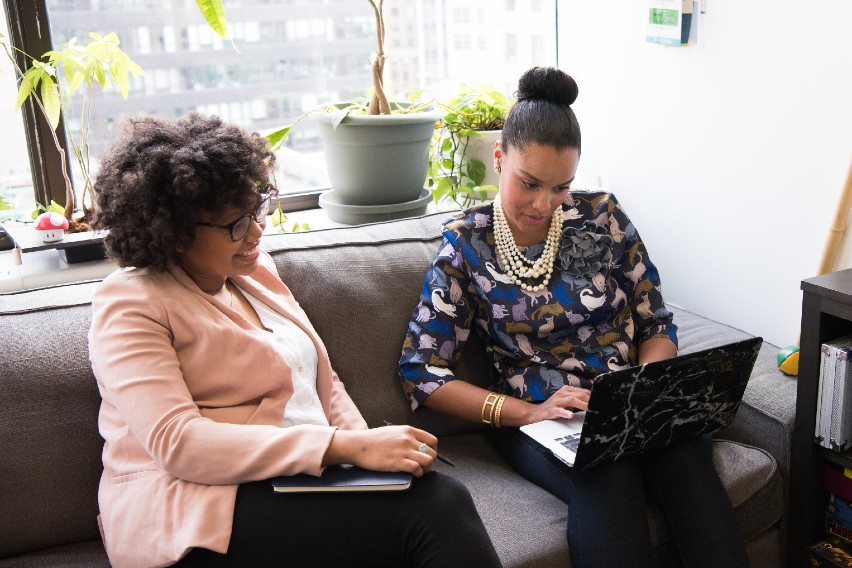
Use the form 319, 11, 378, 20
270, 206, 310, 233
429, 83, 510, 207
1, 31, 143, 231
31, 200, 66, 218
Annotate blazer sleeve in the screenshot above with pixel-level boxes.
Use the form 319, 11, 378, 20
326, 368, 369, 430
90, 271, 339, 485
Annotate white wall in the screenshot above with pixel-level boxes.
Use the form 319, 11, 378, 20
556, 1, 852, 347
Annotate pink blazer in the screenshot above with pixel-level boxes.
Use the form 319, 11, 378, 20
88, 252, 368, 568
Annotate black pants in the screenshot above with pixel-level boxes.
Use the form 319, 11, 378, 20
491, 429, 749, 568
176, 472, 502, 568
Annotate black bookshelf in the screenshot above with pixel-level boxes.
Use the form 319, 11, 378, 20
789, 268, 852, 565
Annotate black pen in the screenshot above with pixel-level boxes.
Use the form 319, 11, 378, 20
383, 421, 456, 467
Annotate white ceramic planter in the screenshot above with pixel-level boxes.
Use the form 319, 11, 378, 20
463, 130, 501, 189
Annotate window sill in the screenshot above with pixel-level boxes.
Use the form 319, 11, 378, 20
0, 201, 462, 293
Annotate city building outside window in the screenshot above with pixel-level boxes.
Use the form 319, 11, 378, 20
0, 0, 556, 216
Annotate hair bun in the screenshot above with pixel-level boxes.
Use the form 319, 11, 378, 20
516, 66, 578, 107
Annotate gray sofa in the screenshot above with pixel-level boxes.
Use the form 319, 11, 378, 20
0, 211, 797, 567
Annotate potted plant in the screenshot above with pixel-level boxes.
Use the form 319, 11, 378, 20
264, 0, 443, 224
429, 83, 510, 208
0, 31, 143, 262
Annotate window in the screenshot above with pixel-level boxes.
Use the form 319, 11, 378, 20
506, 33, 518, 62
0, 6, 35, 222
0, 0, 556, 214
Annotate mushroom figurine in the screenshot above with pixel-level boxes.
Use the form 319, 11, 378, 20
33, 212, 69, 243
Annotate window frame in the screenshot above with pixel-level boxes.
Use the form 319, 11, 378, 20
4, 0, 69, 211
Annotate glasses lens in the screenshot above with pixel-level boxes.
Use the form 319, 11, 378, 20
231, 215, 251, 241
255, 195, 271, 221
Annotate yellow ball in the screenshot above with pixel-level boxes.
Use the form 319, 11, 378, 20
777, 347, 799, 377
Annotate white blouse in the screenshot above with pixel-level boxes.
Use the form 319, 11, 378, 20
236, 284, 329, 428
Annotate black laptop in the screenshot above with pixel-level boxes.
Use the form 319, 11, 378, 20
520, 336, 763, 470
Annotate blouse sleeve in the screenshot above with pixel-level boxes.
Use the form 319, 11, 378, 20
608, 194, 678, 347
398, 231, 477, 410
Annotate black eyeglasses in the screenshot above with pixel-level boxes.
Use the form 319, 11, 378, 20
196, 194, 272, 241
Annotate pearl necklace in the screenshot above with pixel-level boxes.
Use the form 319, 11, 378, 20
492, 194, 563, 292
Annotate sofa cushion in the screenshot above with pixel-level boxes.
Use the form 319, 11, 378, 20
0, 283, 103, 558
436, 434, 782, 568
0, 540, 108, 568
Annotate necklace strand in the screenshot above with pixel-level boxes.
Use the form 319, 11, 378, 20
492, 194, 563, 292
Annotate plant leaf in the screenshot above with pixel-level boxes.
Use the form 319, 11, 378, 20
195, 0, 228, 39
330, 106, 353, 129
467, 159, 486, 186
14, 75, 34, 109
263, 125, 292, 151
271, 207, 288, 227
40, 77, 61, 130
430, 185, 449, 204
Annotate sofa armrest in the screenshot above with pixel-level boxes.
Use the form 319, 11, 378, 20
669, 305, 797, 487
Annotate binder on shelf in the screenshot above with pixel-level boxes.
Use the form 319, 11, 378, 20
817, 335, 852, 451
818, 343, 836, 447
834, 346, 852, 452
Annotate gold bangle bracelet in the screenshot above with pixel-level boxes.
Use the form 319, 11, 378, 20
493, 394, 507, 428
481, 392, 500, 426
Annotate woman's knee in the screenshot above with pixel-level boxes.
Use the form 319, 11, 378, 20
420, 472, 474, 503
411, 473, 478, 517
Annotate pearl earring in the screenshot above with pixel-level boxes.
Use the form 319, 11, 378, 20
493, 162, 501, 174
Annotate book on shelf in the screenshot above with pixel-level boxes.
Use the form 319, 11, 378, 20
816, 335, 852, 452
810, 536, 852, 567
831, 493, 852, 525
826, 464, 852, 503
828, 514, 852, 546
271, 465, 412, 493
828, 493, 852, 546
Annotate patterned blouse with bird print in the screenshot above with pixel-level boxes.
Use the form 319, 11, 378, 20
398, 190, 678, 410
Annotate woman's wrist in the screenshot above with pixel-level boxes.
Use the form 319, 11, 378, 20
482, 395, 539, 428
322, 428, 357, 466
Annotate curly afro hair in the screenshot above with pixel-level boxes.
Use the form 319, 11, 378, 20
92, 112, 277, 270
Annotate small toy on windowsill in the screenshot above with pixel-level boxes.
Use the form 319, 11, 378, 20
777, 345, 800, 377
33, 212, 70, 243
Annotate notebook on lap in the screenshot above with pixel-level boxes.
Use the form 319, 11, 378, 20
520, 336, 763, 470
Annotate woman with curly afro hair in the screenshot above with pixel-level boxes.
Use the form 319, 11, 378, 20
88, 112, 501, 568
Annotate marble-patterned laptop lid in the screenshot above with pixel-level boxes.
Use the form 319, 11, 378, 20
573, 336, 763, 470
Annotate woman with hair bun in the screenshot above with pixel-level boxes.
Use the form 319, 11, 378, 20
399, 67, 748, 567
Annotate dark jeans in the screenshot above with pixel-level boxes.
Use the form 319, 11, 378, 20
175, 471, 502, 568
491, 429, 749, 568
